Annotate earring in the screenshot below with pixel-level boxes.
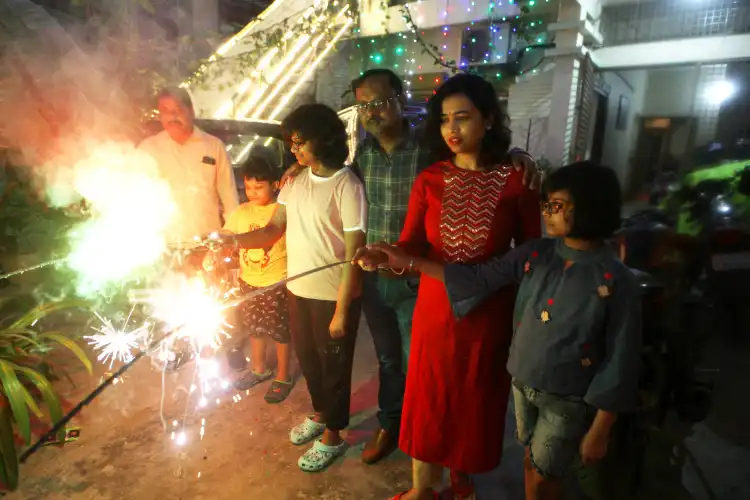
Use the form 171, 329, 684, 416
486, 125, 491, 131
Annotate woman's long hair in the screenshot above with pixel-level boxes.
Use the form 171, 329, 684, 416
424, 74, 512, 167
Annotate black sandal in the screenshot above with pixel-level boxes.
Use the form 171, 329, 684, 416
264, 379, 293, 404
234, 369, 273, 390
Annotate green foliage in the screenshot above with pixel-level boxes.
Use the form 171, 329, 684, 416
0, 298, 92, 491
0, 158, 75, 256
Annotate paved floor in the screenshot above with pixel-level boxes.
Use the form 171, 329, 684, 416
5, 312, 750, 499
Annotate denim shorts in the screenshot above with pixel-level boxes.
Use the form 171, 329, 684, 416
512, 380, 594, 478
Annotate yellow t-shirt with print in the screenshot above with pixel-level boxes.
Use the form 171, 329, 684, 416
223, 202, 287, 287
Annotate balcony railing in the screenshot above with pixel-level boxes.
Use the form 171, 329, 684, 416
601, 0, 750, 46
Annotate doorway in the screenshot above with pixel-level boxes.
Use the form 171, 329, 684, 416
590, 92, 609, 164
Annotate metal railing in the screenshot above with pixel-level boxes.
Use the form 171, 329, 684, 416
601, 0, 750, 46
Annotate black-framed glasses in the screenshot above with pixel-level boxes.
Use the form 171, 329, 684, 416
354, 96, 400, 114
540, 200, 570, 215
289, 137, 306, 151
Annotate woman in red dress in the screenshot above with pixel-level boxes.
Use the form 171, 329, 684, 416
356, 74, 541, 499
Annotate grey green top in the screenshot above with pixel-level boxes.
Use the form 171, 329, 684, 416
444, 238, 642, 413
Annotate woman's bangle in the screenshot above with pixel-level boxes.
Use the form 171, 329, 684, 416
389, 258, 415, 275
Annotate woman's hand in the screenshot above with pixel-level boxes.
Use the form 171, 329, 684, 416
352, 245, 389, 271
329, 310, 347, 339
361, 243, 413, 270
508, 151, 542, 190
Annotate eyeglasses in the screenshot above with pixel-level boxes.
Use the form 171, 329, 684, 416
354, 96, 400, 114
289, 137, 306, 152
539, 200, 570, 215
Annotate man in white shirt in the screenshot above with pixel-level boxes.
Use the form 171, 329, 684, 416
140, 87, 239, 372
139, 87, 239, 252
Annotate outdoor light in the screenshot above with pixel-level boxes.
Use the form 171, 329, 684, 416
706, 80, 736, 105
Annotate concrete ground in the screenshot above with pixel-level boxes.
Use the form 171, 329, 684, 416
5, 313, 750, 500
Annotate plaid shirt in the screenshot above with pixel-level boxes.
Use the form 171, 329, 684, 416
352, 124, 432, 245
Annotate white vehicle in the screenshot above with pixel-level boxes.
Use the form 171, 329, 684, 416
144, 105, 427, 201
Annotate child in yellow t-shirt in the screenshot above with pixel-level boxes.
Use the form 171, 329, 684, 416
219, 157, 292, 403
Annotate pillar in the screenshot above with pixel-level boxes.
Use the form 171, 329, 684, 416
543, 0, 600, 166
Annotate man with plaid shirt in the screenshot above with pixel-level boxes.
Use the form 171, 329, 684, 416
349, 69, 541, 464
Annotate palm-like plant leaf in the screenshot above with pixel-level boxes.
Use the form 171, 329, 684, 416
13, 364, 65, 443
0, 401, 19, 491
9, 299, 90, 330
0, 360, 33, 444
37, 332, 93, 375
0, 299, 94, 491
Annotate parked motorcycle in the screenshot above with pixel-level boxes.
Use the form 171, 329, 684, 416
617, 209, 713, 423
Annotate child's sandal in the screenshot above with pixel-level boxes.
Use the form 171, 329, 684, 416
289, 417, 325, 445
264, 379, 293, 404
297, 440, 347, 472
234, 369, 273, 390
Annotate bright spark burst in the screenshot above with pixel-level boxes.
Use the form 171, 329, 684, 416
143, 274, 233, 351
44, 142, 177, 295
86, 313, 150, 368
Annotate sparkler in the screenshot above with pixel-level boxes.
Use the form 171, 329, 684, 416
19, 258, 351, 463
41, 142, 177, 296
85, 312, 150, 368
144, 274, 233, 352
0, 258, 69, 281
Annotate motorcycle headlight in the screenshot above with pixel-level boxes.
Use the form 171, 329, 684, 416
712, 198, 732, 214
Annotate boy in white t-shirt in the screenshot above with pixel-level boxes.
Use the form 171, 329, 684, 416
206, 157, 293, 403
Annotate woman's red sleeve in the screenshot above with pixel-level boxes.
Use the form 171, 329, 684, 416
396, 170, 430, 257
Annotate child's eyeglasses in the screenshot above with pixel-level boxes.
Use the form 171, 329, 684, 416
289, 138, 306, 151
540, 201, 568, 215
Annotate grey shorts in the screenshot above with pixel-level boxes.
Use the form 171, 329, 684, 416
513, 380, 594, 478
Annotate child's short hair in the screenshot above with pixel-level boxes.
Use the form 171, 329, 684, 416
241, 156, 279, 183
542, 161, 622, 240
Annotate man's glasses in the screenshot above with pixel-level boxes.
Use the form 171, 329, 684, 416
354, 96, 400, 114
540, 200, 569, 215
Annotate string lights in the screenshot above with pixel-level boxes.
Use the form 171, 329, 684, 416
352, 0, 550, 102
194, 0, 550, 116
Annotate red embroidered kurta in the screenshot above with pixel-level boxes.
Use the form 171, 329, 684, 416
397, 161, 541, 473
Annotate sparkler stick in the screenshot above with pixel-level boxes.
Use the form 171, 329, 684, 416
18, 260, 351, 464
18, 326, 175, 463
0, 258, 69, 281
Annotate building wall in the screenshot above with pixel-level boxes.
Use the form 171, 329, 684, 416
315, 41, 355, 111
639, 64, 727, 146
642, 67, 699, 117
507, 64, 554, 160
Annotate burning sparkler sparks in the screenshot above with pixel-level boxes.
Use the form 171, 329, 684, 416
43, 142, 177, 295
86, 312, 151, 368
144, 273, 234, 352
